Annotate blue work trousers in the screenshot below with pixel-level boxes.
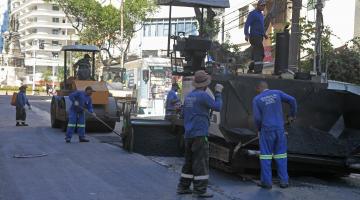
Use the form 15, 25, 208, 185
66, 109, 86, 139
259, 129, 288, 185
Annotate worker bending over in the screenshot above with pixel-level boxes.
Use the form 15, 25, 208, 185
165, 83, 181, 119
65, 86, 96, 143
177, 70, 223, 198
252, 81, 297, 189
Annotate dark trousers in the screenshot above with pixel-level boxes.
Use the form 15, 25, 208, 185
16, 106, 26, 123
178, 136, 209, 194
249, 36, 264, 74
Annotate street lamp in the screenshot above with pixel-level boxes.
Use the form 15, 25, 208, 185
32, 39, 38, 95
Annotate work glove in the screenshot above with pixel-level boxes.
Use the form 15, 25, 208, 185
74, 101, 79, 106
91, 112, 96, 117
215, 84, 224, 93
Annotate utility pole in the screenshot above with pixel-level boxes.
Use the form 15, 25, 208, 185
120, 0, 125, 68
32, 39, 38, 95
288, 0, 302, 71
313, 0, 324, 77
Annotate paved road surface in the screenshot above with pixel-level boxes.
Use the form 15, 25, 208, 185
0, 95, 360, 200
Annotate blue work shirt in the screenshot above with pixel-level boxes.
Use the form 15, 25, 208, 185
69, 91, 94, 113
183, 89, 222, 138
16, 91, 30, 108
244, 9, 265, 37
253, 90, 297, 131
165, 89, 180, 112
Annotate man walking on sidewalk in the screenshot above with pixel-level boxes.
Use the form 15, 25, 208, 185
15, 85, 31, 126
65, 86, 96, 143
244, 0, 267, 74
252, 81, 297, 189
177, 70, 223, 198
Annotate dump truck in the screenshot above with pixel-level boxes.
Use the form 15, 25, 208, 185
50, 45, 119, 132
120, 0, 360, 176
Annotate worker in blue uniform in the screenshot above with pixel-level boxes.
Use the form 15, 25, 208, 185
165, 83, 180, 119
15, 85, 31, 126
252, 81, 297, 189
177, 70, 223, 198
244, 0, 267, 74
65, 86, 96, 143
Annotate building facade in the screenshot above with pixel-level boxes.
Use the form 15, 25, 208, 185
10, 0, 79, 74
128, 6, 198, 58
0, 0, 10, 53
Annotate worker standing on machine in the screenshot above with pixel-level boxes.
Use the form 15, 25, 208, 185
244, 0, 267, 74
252, 81, 297, 189
165, 83, 181, 119
177, 70, 223, 198
65, 86, 96, 143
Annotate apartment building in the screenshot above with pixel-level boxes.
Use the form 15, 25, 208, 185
0, 0, 10, 53
128, 6, 198, 58
10, 0, 79, 74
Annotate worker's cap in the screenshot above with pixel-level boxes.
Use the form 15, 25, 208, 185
172, 83, 180, 89
258, 0, 266, 5
19, 85, 28, 90
84, 54, 91, 59
192, 70, 211, 88
85, 86, 95, 92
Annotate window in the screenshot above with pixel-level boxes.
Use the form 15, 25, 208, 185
52, 29, 60, 35
52, 5, 60, 11
52, 41, 59, 46
143, 18, 197, 37
31, 29, 37, 33
239, 6, 249, 29
52, 52, 59, 58
62, 19, 66, 23
52, 18, 60, 23
62, 31, 66, 35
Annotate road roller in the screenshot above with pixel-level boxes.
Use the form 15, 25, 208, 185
50, 45, 119, 132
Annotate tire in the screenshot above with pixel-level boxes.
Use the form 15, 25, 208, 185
61, 121, 68, 132
50, 100, 62, 128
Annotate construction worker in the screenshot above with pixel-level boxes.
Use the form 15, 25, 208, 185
252, 81, 297, 189
74, 54, 91, 80
15, 85, 31, 126
244, 0, 267, 74
65, 86, 96, 143
165, 83, 180, 119
177, 70, 223, 198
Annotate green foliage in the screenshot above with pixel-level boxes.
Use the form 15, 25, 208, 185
298, 18, 334, 73
42, 68, 53, 82
327, 37, 360, 85
45, 0, 157, 59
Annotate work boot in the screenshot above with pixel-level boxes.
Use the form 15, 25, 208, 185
257, 182, 272, 189
79, 137, 90, 143
279, 183, 289, 189
192, 192, 213, 198
21, 123, 29, 126
16, 122, 21, 126
176, 188, 192, 195
65, 138, 71, 143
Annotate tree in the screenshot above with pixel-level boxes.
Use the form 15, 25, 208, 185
45, 0, 157, 65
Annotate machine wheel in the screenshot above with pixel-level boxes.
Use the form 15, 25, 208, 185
61, 121, 68, 132
50, 100, 61, 128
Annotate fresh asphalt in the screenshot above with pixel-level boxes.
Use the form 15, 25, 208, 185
0, 95, 359, 200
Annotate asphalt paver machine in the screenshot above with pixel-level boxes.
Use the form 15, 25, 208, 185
50, 45, 119, 132
124, 0, 360, 176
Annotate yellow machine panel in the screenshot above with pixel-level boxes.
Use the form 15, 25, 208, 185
73, 80, 109, 105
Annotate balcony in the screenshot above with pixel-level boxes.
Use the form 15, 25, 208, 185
11, 0, 46, 15
20, 33, 79, 43
19, 10, 66, 21
19, 22, 74, 32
